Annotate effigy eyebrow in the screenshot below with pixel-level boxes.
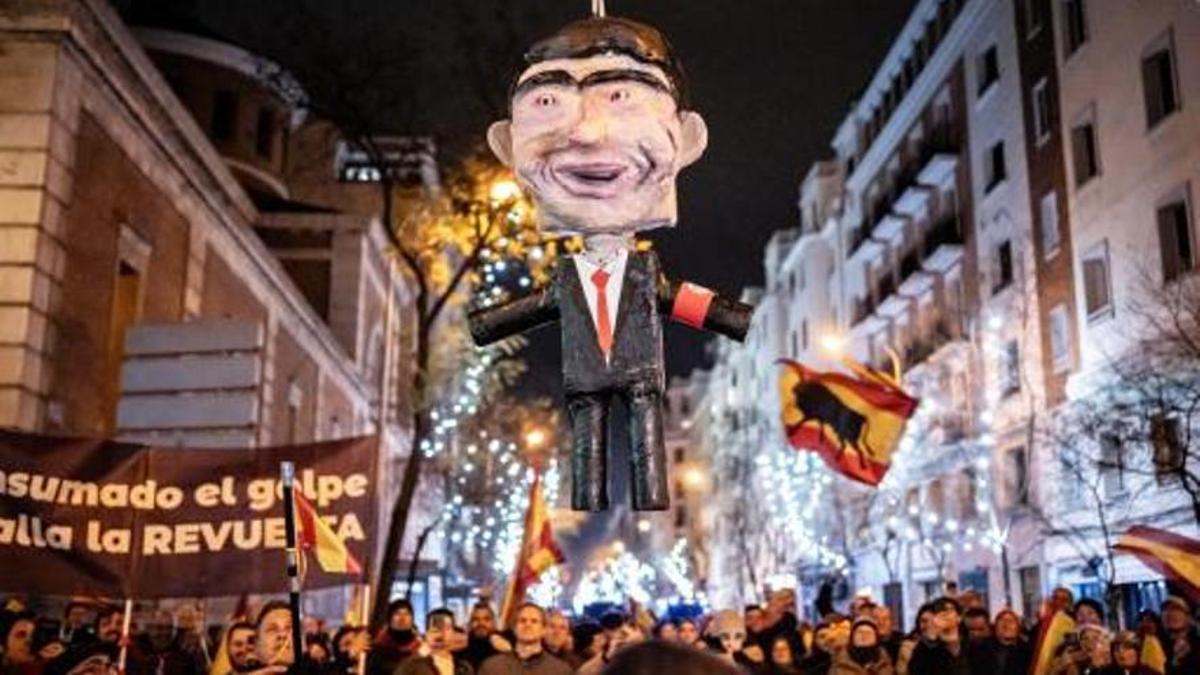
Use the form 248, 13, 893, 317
578, 68, 674, 95
512, 68, 675, 102
513, 70, 578, 100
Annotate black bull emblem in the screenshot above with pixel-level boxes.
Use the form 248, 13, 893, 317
791, 380, 877, 462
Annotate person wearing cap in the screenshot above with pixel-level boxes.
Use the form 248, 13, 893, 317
907, 597, 969, 675
470, 14, 754, 515
395, 610, 471, 675
1161, 596, 1199, 675
368, 599, 421, 675
828, 617, 893, 674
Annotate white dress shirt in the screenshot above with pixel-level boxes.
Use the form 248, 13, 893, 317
573, 249, 628, 355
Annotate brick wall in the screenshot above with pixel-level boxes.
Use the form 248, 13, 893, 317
51, 112, 190, 434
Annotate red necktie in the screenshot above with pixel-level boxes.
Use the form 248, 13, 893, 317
590, 268, 613, 358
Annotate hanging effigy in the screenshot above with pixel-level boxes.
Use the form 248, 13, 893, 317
469, 10, 754, 512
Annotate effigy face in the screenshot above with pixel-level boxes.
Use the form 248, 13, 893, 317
488, 51, 707, 235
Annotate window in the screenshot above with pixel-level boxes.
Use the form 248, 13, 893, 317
801, 319, 809, 351
1142, 32, 1180, 130
1008, 446, 1029, 506
985, 141, 1007, 192
1022, 0, 1044, 39
211, 90, 237, 142
790, 330, 798, 358
1063, 0, 1089, 56
1157, 191, 1194, 282
1071, 111, 1100, 186
1049, 304, 1071, 372
993, 239, 1014, 293
1032, 78, 1052, 144
962, 469, 978, 518
1041, 191, 1061, 257
1019, 566, 1042, 622
1151, 415, 1184, 484
1000, 340, 1021, 396
977, 45, 1000, 96
1082, 241, 1113, 320
255, 109, 276, 159
1100, 435, 1125, 497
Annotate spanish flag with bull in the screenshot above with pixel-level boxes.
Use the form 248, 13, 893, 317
777, 358, 918, 486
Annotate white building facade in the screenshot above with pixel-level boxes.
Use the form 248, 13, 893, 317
690, 0, 1200, 629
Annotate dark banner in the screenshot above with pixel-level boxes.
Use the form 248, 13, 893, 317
0, 430, 379, 598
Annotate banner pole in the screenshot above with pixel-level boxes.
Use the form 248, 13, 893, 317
117, 598, 133, 675
356, 583, 370, 675
281, 462, 305, 667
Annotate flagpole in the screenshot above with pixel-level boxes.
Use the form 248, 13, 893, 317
117, 598, 133, 675
356, 583, 370, 675
281, 462, 305, 666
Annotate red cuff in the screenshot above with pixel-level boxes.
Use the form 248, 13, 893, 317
671, 282, 715, 329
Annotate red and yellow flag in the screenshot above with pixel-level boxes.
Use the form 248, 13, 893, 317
294, 490, 363, 576
1113, 525, 1200, 603
1030, 609, 1076, 675
500, 473, 565, 628
778, 359, 917, 486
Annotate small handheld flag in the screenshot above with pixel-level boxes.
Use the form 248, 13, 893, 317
778, 359, 918, 486
294, 489, 363, 576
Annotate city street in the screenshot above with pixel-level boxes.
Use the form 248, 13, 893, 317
1, 1, 1199, 675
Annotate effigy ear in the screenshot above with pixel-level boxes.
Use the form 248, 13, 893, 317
677, 111, 709, 168
487, 120, 514, 167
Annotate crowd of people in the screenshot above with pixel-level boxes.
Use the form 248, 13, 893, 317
2, 587, 1197, 675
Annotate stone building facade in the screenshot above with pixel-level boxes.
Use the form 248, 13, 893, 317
0, 0, 437, 610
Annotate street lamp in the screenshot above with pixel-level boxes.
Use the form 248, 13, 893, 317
681, 466, 706, 491
524, 427, 547, 452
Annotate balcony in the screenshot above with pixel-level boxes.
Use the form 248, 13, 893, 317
922, 214, 965, 272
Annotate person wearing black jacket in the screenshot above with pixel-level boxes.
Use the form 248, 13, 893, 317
368, 600, 421, 675
967, 609, 1031, 675
907, 598, 969, 675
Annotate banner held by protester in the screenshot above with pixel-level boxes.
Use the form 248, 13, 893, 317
0, 430, 379, 598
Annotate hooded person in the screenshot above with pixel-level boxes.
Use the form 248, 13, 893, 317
469, 14, 754, 515
829, 617, 893, 675
367, 599, 421, 675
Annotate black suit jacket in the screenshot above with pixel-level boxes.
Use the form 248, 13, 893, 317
469, 250, 752, 395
